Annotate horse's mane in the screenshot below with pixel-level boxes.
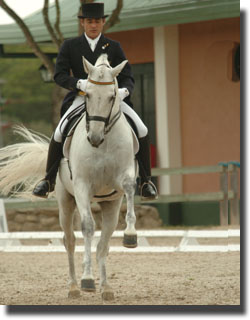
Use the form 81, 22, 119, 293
95, 54, 111, 68
94, 54, 114, 82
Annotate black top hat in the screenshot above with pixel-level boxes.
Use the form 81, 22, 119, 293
78, 2, 108, 19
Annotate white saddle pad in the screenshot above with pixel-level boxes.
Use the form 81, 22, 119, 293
62, 114, 84, 159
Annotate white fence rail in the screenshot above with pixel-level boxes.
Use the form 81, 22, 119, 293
0, 229, 240, 253
0, 229, 240, 239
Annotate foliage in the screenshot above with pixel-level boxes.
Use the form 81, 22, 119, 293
0, 1, 123, 146
0, 49, 55, 145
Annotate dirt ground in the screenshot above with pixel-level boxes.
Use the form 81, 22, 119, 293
0, 249, 240, 306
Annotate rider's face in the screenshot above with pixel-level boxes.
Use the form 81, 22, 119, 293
81, 18, 105, 39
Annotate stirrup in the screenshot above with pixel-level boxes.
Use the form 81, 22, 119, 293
140, 180, 158, 200
32, 179, 51, 199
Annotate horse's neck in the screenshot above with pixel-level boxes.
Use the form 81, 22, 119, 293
113, 92, 120, 114
107, 83, 120, 121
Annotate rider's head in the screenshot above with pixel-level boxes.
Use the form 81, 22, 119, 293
78, 2, 108, 40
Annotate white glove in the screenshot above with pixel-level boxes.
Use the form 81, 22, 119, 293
76, 79, 87, 92
118, 88, 129, 101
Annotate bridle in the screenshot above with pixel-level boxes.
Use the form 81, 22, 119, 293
85, 77, 121, 135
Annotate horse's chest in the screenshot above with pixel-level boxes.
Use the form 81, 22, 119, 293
87, 154, 119, 176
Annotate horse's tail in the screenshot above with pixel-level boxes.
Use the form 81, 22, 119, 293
0, 125, 50, 199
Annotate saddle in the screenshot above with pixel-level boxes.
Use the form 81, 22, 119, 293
62, 110, 139, 160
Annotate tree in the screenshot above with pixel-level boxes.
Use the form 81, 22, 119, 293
0, 0, 123, 128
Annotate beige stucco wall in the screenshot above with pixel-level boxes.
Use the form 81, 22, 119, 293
179, 17, 240, 193
108, 28, 154, 64
107, 18, 240, 194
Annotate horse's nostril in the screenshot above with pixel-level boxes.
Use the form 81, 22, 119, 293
87, 135, 91, 143
87, 133, 104, 148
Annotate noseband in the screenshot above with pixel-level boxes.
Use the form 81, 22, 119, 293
85, 78, 121, 135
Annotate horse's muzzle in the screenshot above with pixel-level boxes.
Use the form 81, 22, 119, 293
87, 133, 104, 148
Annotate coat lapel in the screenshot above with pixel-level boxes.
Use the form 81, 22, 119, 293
95, 35, 110, 54
80, 34, 96, 64
79, 34, 111, 65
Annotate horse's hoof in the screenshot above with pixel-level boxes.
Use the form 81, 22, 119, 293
81, 279, 96, 292
102, 288, 115, 301
102, 290, 114, 301
68, 289, 81, 298
123, 233, 137, 248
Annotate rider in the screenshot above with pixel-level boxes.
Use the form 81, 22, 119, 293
33, 2, 158, 200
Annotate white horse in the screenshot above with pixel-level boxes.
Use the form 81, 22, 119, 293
0, 54, 138, 300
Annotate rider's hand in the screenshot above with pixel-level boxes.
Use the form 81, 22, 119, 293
76, 79, 87, 92
118, 88, 129, 101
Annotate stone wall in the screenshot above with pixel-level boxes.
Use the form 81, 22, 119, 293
6, 204, 162, 232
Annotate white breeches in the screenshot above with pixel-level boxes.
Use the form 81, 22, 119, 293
54, 95, 148, 143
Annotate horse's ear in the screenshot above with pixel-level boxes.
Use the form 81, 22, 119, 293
111, 60, 128, 78
82, 56, 94, 74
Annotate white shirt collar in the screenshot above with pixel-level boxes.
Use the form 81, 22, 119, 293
84, 33, 102, 51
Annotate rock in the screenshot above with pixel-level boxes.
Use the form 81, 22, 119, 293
91, 203, 101, 214
6, 204, 162, 231
120, 203, 127, 213
6, 211, 16, 221
40, 216, 58, 227
14, 214, 27, 223
26, 214, 39, 223
7, 221, 22, 232
22, 222, 38, 231
50, 225, 62, 231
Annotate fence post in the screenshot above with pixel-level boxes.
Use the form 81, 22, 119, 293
228, 161, 240, 225
0, 198, 8, 232
218, 163, 228, 226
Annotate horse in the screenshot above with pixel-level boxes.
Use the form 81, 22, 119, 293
0, 54, 138, 301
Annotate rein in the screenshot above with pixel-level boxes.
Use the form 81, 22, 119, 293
85, 78, 121, 135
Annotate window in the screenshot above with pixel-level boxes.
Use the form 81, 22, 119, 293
228, 42, 240, 82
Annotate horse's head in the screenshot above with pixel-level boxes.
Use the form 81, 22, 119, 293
82, 54, 127, 148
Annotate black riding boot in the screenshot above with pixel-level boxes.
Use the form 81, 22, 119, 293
137, 135, 158, 200
32, 136, 63, 198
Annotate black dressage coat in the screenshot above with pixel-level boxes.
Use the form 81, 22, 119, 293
54, 34, 135, 116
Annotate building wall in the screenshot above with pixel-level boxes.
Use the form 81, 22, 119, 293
179, 17, 240, 193
107, 18, 240, 194
108, 28, 154, 64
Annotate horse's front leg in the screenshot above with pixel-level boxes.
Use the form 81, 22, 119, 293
97, 197, 123, 301
122, 173, 137, 248
74, 185, 96, 292
56, 183, 80, 298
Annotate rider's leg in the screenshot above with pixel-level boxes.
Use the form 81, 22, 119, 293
33, 96, 85, 198
120, 101, 158, 200
32, 136, 63, 198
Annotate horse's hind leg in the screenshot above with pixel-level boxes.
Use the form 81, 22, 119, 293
56, 184, 80, 298
97, 197, 122, 301
122, 175, 137, 248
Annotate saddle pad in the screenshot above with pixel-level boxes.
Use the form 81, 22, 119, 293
131, 127, 139, 154
63, 114, 84, 159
